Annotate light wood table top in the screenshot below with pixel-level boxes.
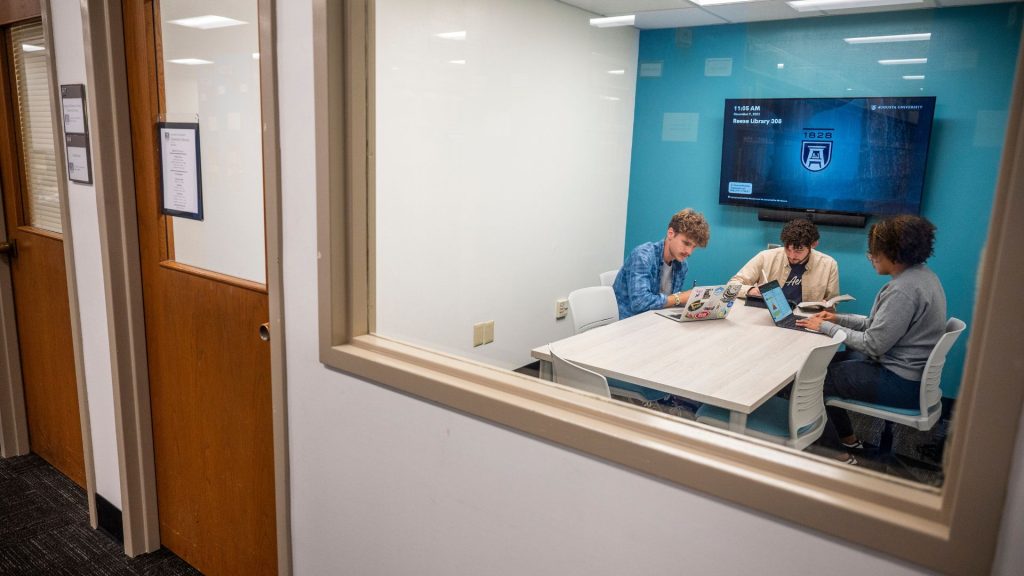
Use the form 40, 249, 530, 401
532, 303, 827, 416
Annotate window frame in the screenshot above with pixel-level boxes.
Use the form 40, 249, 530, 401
314, 1, 1024, 573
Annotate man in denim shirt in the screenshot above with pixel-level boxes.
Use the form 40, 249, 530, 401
612, 208, 710, 319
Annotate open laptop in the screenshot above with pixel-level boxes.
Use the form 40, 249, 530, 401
657, 283, 741, 322
757, 279, 816, 333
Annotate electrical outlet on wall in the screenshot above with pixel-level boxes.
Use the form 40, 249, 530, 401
473, 321, 495, 347
555, 298, 569, 320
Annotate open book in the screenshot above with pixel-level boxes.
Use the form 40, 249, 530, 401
796, 294, 855, 311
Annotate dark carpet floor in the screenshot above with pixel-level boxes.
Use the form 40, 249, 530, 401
0, 453, 202, 575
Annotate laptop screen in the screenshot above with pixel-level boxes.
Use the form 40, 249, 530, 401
759, 280, 794, 323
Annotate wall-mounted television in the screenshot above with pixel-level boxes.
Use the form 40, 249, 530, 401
719, 97, 936, 217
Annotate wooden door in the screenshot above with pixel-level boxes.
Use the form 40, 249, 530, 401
0, 18, 85, 488
122, 1, 276, 574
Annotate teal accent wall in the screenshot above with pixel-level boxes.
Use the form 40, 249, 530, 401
625, 4, 1022, 397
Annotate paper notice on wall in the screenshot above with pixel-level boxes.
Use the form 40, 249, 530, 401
662, 112, 699, 142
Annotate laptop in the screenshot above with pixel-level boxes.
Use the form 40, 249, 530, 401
657, 283, 741, 322
757, 279, 816, 333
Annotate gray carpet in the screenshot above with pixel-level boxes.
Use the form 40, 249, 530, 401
0, 453, 202, 575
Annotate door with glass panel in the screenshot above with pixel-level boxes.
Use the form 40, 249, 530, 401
0, 18, 84, 487
122, 1, 275, 574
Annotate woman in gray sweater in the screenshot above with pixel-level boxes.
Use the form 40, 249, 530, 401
797, 215, 946, 464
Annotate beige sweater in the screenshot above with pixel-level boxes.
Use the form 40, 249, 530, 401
729, 247, 840, 304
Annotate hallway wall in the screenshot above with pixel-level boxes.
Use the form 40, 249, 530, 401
51, 0, 121, 510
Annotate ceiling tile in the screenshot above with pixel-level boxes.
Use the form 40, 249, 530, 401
634, 7, 730, 27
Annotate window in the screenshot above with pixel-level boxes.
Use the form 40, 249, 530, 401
315, 1, 1024, 573
9, 20, 60, 234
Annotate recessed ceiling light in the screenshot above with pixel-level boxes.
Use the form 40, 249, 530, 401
449, 60, 466, 65
844, 33, 931, 44
436, 31, 467, 40
589, 15, 635, 28
903, 75, 926, 80
608, 69, 625, 75
21, 43, 44, 52
777, 63, 785, 69
169, 58, 214, 66
691, 0, 764, 5
168, 15, 247, 30
600, 96, 621, 101
879, 58, 927, 65
787, 0, 921, 12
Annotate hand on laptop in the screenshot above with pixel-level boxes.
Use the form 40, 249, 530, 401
795, 310, 835, 332
747, 286, 761, 297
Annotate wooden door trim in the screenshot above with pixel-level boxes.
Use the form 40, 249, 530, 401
81, 0, 160, 555
158, 260, 268, 294
0, 2, 39, 27
257, 1, 292, 573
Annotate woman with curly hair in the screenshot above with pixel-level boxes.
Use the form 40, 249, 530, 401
797, 215, 947, 464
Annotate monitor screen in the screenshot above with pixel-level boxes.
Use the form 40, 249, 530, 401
719, 97, 936, 216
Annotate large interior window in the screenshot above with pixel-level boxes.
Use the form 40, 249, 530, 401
317, 0, 1024, 572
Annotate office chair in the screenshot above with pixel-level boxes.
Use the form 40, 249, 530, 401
696, 331, 846, 450
826, 318, 966, 469
599, 269, 618, 287
550, 345, 611, 398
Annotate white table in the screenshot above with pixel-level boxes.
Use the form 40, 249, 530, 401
531, 303, 827, 432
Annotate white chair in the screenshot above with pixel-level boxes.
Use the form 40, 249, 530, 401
566, 286, 667, 403
550, 345, 611, 398
695, 331, 846, 450
599, 269, 618, 287
826, 317, 966, 456
567, 286, 618, 334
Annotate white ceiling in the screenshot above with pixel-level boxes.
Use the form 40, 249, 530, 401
559, 0, 1019, 27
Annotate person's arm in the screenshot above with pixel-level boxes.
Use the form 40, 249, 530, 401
620, 251, 668, 315
729, 253, 765, 298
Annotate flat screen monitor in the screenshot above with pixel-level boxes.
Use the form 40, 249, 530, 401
719, 97, 936, 216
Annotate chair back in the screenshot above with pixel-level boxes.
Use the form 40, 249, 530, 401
550, 345, 611, 398
599, 269, 619, 287
568, 286, 619, 334
789, 331, 846, 444
918, 317, 966, 420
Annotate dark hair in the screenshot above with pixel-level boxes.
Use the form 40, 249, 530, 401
780, 218, 819, 248
667, 208, 710, 247
868, 215, 936, 266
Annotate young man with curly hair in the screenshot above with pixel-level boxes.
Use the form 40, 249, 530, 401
612, 208, 710, 320
610, 208, 710, 405
729, 217, 840, 306
797, 215, 947, 463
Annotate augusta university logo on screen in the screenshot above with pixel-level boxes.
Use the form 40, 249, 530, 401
801, 128, 833, 172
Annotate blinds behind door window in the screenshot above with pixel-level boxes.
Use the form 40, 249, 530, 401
11, 22, 61, 234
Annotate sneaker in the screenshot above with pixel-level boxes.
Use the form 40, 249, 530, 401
842, 455, 858, 465
841, 439, 865, 451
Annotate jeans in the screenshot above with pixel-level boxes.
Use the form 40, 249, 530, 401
821, 350, 919, 446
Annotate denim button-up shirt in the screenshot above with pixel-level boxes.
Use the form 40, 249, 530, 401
612, 240, 689, 319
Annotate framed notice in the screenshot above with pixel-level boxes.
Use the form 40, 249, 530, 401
65, 133, 92, 184
158, 121, 203, 220
60, 84, 88, 135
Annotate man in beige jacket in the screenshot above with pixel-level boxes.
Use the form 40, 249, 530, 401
729, 218, 840, 306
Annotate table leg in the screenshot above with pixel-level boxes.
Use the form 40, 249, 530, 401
538, 359, 553, 381
729, 411, 747, 433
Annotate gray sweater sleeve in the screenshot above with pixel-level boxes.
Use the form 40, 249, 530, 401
821, 292, 917, 359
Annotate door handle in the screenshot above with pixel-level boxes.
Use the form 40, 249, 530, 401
0, 239, 16, 259
258, 322, 270, 342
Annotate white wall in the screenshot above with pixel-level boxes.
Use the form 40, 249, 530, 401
51, 0, 121, 509
278, 2, 1023, 575
375, 0, 635, 370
